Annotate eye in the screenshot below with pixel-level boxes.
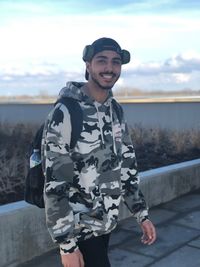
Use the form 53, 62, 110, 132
113, 60, 121, 65
97, 59, 107, 64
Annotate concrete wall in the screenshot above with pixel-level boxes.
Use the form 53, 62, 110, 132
119, 159, 200, 219
0, 202, 56, 267
0, 159, 200, 267
1, 101, 200, 130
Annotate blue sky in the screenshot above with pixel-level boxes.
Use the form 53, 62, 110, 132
0, 0, 200, 96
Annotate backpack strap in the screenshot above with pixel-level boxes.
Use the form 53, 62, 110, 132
56, 97, 83, 149
112, 98, 123, 125
32, 124, 44, 153
32, 98, 83, 152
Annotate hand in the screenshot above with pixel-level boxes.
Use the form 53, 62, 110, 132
140, 219, 156, 245
61, 249, 84, 267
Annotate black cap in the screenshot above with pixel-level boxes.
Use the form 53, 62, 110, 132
83, 37, 131, 80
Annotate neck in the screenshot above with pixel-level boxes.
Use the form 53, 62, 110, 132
84, 82, 110, 103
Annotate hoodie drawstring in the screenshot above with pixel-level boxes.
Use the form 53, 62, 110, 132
94, 102, 106, 149
110, 102, 117, 155
94, 101, 117, 155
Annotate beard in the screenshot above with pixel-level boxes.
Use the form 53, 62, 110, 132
90, 72, 120, 90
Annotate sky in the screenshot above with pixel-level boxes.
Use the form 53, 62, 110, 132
0, 0, 200, 96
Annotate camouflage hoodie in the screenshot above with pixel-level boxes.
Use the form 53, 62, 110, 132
42, 81, 148, 255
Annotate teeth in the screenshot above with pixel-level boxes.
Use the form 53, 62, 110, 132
102, 74, 112, 79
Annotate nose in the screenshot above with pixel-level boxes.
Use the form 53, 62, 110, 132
104, 61, 114, 73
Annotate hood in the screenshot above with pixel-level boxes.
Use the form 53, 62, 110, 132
58, 81, 118, 154
58, 81, 113, 105
58, 81, 85, 102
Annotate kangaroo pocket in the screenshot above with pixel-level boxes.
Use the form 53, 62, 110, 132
78, 181, 122, 234
79, 208, 117, 234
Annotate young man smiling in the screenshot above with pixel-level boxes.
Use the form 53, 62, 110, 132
42, 37, 156, 267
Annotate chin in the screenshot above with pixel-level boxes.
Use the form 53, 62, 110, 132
100, 80, 117, 90
101, 85, 113, 90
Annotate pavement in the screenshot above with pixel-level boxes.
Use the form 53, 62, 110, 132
20, 189, 200, 267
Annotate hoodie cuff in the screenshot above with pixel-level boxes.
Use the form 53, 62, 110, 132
134, 209, 149, 224
60, 238, 78, 255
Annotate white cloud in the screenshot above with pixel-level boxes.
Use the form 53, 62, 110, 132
125, 51, 200, 76
0, 51, 200, 95
119, 51, 200, 91
1, 11, 200, 65
172, 73, 191, 83
0, 0, 200, 95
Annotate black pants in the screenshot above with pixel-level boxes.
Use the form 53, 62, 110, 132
78, 234, 111, 267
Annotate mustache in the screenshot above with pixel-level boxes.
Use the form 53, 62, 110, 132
100, 72, 116, 77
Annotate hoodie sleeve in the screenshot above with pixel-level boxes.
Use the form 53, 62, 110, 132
121, 122, 149, 224
42, 103, 78, 254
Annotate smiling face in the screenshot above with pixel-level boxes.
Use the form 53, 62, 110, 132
86, 50, 122, 90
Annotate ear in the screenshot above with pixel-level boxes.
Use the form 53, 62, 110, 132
86, 62, 91, 72
85, 62, 91, 81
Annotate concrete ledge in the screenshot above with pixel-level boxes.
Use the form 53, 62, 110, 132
0, 159, 200, 267
0, 203, 56, 267
119, 159, 200, 220
141, 158, 200, 207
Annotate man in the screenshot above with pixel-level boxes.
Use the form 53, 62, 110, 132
42, 37, 156, 267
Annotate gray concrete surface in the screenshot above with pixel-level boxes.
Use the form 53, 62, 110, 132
19, 189, 200, 267
0, 203, 56, 267
1, 159, 200, 267
1, 101, 200, 130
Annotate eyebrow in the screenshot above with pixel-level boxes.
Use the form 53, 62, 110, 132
95, 55, 122, 61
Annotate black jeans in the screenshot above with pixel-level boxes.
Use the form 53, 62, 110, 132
78, 234, 111, 267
